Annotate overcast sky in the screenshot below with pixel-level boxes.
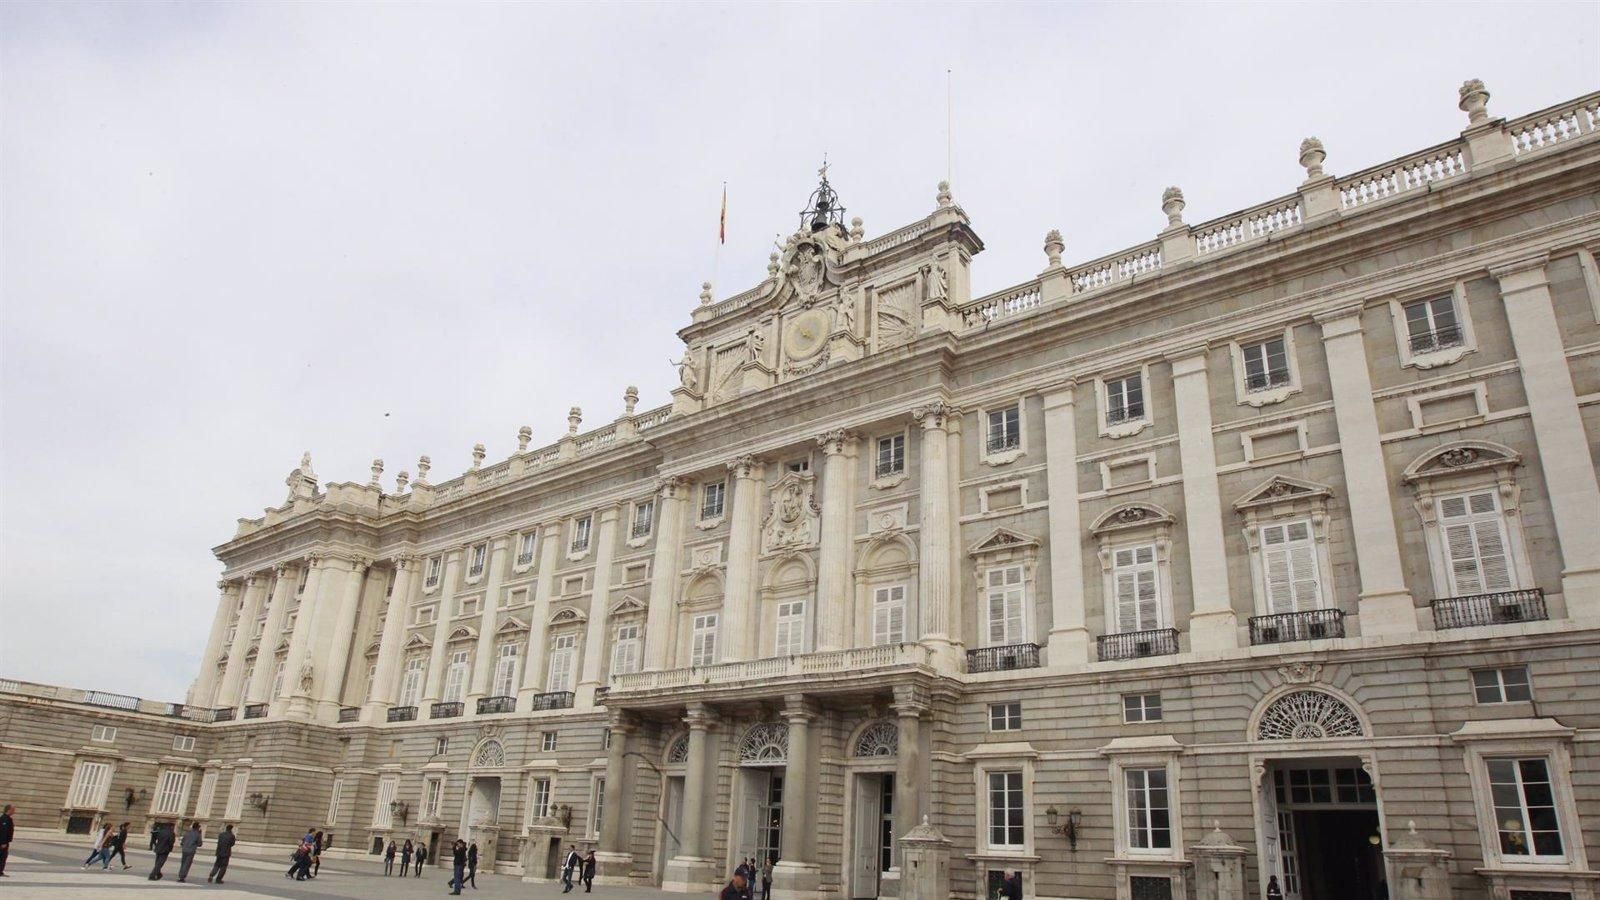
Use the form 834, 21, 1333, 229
1, 2, 1594, 703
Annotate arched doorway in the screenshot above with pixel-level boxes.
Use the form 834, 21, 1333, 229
734, 723, 788, 872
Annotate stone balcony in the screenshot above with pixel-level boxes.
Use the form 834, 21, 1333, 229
607, 643, 933, 706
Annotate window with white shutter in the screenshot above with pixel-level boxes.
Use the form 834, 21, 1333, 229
443, 650, 469, 703
399, 656, 425, 706
372, 774, 398, 827
1113, 545, 1162, 632
985, 566, 1026, 645
195, 771, 218, 818
547, 634, 577, 692
690, 614, 719, 666
610, 625, 641, 676
1259, 520, 1322, 613
224, 770, 249, 819
67, 760, 113, 810
774, 601, 806, 656
1439, 490, 1514, 595
326, 777, 344, 825
153, 770, 190, 815
873, 585, 906, 646
493, 644, 519, 697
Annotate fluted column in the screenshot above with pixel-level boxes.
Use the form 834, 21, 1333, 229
518, 521, 565, 706
422, 549, 463, 703
913, 403, 958, 669
189, 580, 241, 707
468, 534, 513, 709
216, 574, 266, 709
1318, 308, 1415, 634
663, 703, 720, 893
1169, 350, 1239, 650
1494, 258, 1600, 612
313, 556, 370, 719
722, 456, 766, 662
279, 554, 333, 717
644, 478, 690, 670
595, 712, 634, 879
815, 432, 857, 652
364, 556, 416, 722
1041, 384, 1090, 664
893, 686, 926, 844
245, 565, 296, 704
579, 506, 621, 705
772, 696, 820, 898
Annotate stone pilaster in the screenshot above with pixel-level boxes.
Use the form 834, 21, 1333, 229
215, 574, 266, 709
893, 686, 927, 841
1041, 384, 1089, 664
772, 695, 820, 900
364, 556, 415, 722
422, 550, 463, 703
313, 555, 370, 719
280, 554, 333, 717
517, 521, 565, 706
663, 703, 720, 893
595, 712, 634, 881
815, 431, 858, 652
1318, 307, 1416, 634
467, 534, 512, 709
578, 505, 621, 705
721, 456, 766, 662
244, 564, 295, 705
189, 580, 241, 707
914, 402, 960, 670
1169, 350, 1239, 650
644, 478, 690, 670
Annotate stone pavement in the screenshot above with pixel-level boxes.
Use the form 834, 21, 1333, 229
0, 840, 688, 900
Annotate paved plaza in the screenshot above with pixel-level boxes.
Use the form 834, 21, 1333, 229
0, 841, 685, 900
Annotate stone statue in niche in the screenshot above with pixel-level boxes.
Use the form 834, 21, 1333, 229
926, 261, 948, 302
836, 288, 858, 335
762, 471, 819, 553
747, 328, 766, 364
670, 355, 700, 393
298, 662, 314, 693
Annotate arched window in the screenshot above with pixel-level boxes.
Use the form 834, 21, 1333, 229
853, 721, 898, 758
1255, 690, 1364, 741
471, 739, 506, 768
738, 722, 789, 765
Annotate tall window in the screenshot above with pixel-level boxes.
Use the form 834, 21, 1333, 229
422, 777, 444, 821
590, 777, 606, 839
493, 644, 519, 697
425, 555, 443, 589
1105, 373, 1145, 424
1259, 520, 1322, 613
1113, 545, 1161, 633
611, 625, 641, 676
530, 778, 552, 820
153, 770, 190, 815
985, 566, 1025, 646
876, 434, 905, 478
517, 532, 537, 566
1241, 337, 1290, 391
1487, 758, 1563, 859
986, 770, 1025, 848
774, 600, 806, 656
372, 774, 398, 827
326, 777, 344, 825
547, 634, 576, 693
986, 405, 1021, 453
468, 543, 487, 578
873, 586, 906, 646
1125, 768, 1171, 850
1439, 490, 1514, 595
691, 613, 719, 666
66, 760, 112, 809
701, 481, 726, 520
443, 650, 469, 703
399, 657, 425, 706
570, 517, 592, 553
1404, 294, 1462, 353
632, 500, 654, 538
271, 660, 287, 698
195, 771, 218, 818
224, 770, 250, 819
297, 567, 310, 595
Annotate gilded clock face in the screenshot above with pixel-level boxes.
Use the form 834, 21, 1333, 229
785, 309, 830, 360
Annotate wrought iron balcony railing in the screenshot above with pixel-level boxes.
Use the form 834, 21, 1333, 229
1245, 370, 1293, 392
242, 703, 268, 720
986, 433, 1021, 454
468, 563, 484, 578
1097, 628, 1180, 661
1408, 323, 1464, 354
1249, 609, 1346, 645
430, 701, 464, 719
1106, 404, 1146, 425
213, 707, 237, 722
337, 707, 361, 723
516, 551, 535, 566
1432, 589, 1547, 630
476, 696, 516, 715
387, 705, 418, 723
528, 691, 575, 711
630, 521, 652, 539
966, 643, 1041, 674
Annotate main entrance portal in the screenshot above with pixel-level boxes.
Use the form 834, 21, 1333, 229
1261, 762, 1384, 900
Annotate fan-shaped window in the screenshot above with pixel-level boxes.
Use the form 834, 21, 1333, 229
738, 722, 789, 765
853, 721, 898, 758
1255, 690, 1364, 741
666, 734, 689, 765
471, 739, 506, 768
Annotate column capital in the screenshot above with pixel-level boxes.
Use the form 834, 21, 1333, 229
781, 693, 818, 722
274, 563, 295, 578
542, 517, 568, 532
596, 503, 622, 524
607, 709, 635, 732
391, 553, 417, 570
684, 702, 720, 730
656, 474, 692, 500
1315, 303, 1366, 338
892, 684, 930, 716
726, 455, 765, 481
218, 579, 239, 593
1040, 380, 1077, 410
815, 430, 859, 455
1166, 345, 1211, 375
912, 401, 959, 431
1490, 254, 1552, 292
306, 551, 331, 567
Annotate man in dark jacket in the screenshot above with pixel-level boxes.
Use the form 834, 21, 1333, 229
177, 821, 203, 882
208, 824, 236, 884
561, 845, 580, 892
147, 823, 175, 880
448, 838, 468, 895
720, 872, 752, 900
0, 804, 14, 877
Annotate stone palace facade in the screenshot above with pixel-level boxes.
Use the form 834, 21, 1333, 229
4, 80, 1600, 900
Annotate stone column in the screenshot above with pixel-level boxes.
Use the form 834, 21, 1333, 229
579, 505, 621, 705
1041, 384, 1089, 664
313, 556, 370, 719
467, 534, 512, 709
189, 580, 241, 707
595, 712, 634, 881
893, 686, 926, 841
644, 478, 690, 670
1318, 308, 1416, 633
1495, 258, 1600, 611
772, 696, 820, 900
245, 564, 297, 705
364, 556, 416, 722
280, 554, 333, 717
422, 549, 463, 703
913, 402, 959, 670
815, 431, 858, 652
722, 456, 766, 662
216, 574, 267, 709
1169, 350, 1238, 651
663, 703, 719, 893
518, 522, 565, 706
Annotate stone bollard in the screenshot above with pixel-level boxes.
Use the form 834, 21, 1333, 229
1383, 821, 1452, 900
1190, 821, 1249, 900
898, 816, 951, 900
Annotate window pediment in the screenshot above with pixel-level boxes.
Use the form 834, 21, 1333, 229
403, 633, 431, 649
446, 625, 476, 643
548, 606, 587, 626
495, 616, 529, 635
1090, 503, 1175, 535
1404, 440, 1520, 484
968, 527, 1041, 558
1233, 476, 1333, 513
609, 596, 647, 617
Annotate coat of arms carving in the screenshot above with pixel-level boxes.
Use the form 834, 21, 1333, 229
762, 471, 820, 553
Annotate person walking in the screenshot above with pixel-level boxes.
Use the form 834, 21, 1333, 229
81, 822, 111, 868
760, 857, 773, 900
582, 849, 596, 893
105, 823, 131, 870
720, 872, 751, 900
560, 845, 580, 893
147, 822, 175, 880
176, 821, 203, 882
448, 838, 467, 895
400, 839, 413, 877
1000, 870, 1023, 900
414, 840, 427, 876
208, 824, 236, 884
0, 804, 13, 878
311, 830, 324, 878
466, 841, 478, 888
384, 839, 397, 875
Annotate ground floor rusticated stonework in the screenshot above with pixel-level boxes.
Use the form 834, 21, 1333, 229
5, 624, 1599, 900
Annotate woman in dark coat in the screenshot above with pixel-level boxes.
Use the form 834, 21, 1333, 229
399, 839, 413, 877
384, 840, 397, 875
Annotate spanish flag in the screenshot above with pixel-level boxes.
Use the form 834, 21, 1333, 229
719, 183, 727, 245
